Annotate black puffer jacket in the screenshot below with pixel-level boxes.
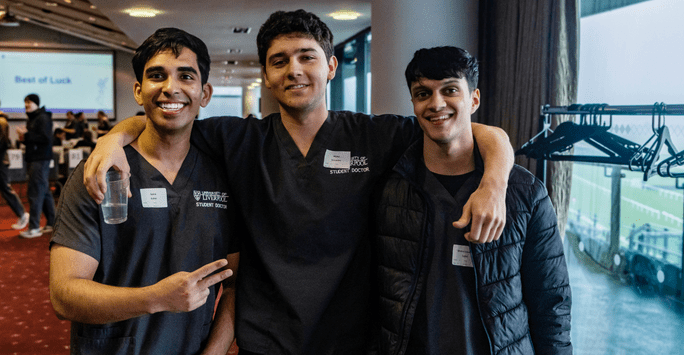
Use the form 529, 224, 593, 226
24, 106, 53, 162
374, 140, 572, 355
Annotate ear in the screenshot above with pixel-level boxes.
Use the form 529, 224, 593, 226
133, 82, 144, 106
470, 88, 481, 114
327, 56, 338, 81
261, 67, 272, 89
200, 82, 213, 107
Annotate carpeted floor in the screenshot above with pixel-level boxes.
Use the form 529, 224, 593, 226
0, 204, 70, 354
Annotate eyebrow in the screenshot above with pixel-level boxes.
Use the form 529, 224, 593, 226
411, 78, 461, 92
268, 48, 318, 62
145, 66, 199, 75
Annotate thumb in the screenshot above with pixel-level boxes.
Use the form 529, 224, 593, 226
453, 207, 471, 229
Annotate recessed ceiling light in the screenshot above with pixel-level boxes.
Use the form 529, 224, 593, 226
64, 0, 71, 3
123, 6, 162, 18
46, 2, 58, 7
90, 5, 96, 9
328, 10, 361, 20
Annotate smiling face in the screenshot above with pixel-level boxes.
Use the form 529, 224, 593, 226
134, 47, 212, 134
410, 77, 480, 147
262, 34, 337, 116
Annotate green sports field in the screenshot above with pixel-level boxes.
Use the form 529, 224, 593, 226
568, 163, 683, 265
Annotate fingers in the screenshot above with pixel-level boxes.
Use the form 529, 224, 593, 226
452, 204, 471, 229
191, 259, 229, 281
84, 155, 105, 203
200, 269, 233, 289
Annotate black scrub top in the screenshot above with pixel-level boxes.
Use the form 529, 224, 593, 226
406, 170, 489, 355
192, 111, 421, 355
51, 144, 243, 355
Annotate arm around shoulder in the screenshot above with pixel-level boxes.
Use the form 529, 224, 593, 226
83, 115, 146, 203
453, 123, 513, 243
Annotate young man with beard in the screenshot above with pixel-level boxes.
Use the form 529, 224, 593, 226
374, 46, 572, 355
49, 28, 242, 355
82, 10, 513, 355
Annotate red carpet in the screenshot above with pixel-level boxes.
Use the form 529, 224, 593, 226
0, 205, 70, 355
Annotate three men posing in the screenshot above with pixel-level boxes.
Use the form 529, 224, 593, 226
51, 8, 570, 355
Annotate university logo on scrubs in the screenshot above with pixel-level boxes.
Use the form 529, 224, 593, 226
323, 149, 370, 175
193, 190, 230, 209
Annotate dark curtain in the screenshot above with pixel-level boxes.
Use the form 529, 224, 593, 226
477, 0, 579, 237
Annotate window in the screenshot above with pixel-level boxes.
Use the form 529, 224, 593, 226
567, 1, 684, 353
329, 28, 371, 114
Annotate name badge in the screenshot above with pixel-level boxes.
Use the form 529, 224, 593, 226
452, 245, 473, 267
140, 188, 168, 208
323, 150, 351, 169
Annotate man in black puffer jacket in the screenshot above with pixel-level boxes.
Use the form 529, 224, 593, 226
374, 47, 572, 355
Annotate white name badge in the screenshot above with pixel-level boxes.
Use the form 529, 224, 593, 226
68, 149, 83, 168
8, 149, 22, 169
323, 150, 351, 169
452, 245, 473, 267
140, 188, 168, 208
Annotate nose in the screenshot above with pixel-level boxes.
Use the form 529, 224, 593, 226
162, 76, 180, 96
286, 59, 303, 79
428, 93, 446, 112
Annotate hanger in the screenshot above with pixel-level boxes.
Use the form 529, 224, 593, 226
516, 104, 641, 164
628, 103, 678, 181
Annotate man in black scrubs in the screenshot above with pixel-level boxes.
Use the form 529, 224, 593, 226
82, 10, 513, 355
374, 46, 572, 355
49, 28, 242, 354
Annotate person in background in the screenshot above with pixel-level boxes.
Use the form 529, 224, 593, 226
96, 111, 111, 138
374, 46, 572, 355
0, 100, 29, 230
53, 128, 66, 146
63, 111, 84, 140
74, 130, 96, 150
16, 94, 55, 238
49, 27, 242, 355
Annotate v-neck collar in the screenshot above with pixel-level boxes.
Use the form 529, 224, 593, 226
273, 111, 337, 162
125, 144, 199, 192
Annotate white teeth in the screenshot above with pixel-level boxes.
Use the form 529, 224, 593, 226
159, 103, 184, 110
289, 85, 306, 89
429, 115, 450, 122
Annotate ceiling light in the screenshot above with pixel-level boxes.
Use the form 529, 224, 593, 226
328, 10, 361, 20
46, 2, 58, 7
123, 6, 163, 18
232, 27, 251, 34
0, 6, 20, 27
64, 0, 71, 3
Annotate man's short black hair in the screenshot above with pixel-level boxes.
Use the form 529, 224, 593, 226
132, 28, 211, 85
405, 46, 479, 92
257, 9, 334, 67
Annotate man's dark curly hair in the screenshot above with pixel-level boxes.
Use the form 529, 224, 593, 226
257, 9, 334, 67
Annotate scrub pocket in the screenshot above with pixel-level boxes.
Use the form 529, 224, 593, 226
72, 325, 135, 355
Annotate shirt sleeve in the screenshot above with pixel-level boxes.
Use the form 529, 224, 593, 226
191, 116, 244, 163
50, 162, 102, 261
521, 179, 573, 354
